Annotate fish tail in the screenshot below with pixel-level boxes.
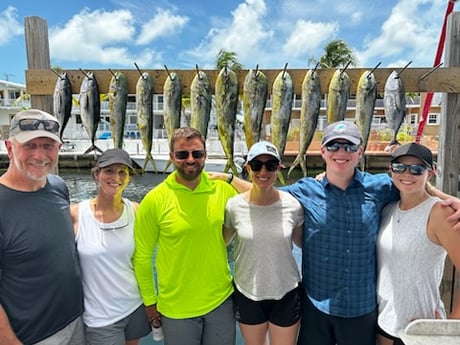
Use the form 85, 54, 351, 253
82, 144, 104, 155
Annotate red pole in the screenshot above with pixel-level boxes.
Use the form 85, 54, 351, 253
415, 0, 456, 143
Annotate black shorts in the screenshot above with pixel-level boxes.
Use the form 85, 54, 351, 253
377, 325, 405, 345
233, 285, 301, 327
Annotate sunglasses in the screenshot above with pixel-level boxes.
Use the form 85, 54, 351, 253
173, 150, 206, 160
248, 159, 279, 172
18, 118, 60, 133
390, 163, 431, 176
325, 142, 359, 152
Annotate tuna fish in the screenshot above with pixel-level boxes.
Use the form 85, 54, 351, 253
355, 69, 377, 154
136, 71, 156, 172
215, 66, 239, 175
243, 67, 268, 151
163, 70, 182, 172
327, 68, 350, 124
108, 71, 128, 149
190, 68, 212, 139
271, 66, 293, 184
384, 70, 406, 148
79, 71, 102, 154
288, 69, 321, 178
53, 72, 72, 140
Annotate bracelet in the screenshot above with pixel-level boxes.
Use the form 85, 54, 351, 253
226, 172, 234, 184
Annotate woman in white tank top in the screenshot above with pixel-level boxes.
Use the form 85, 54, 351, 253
376, 143, 460, 345
70, 149, 151, 345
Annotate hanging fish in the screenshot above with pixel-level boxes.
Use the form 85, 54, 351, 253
53, 72, 72, 140
136, 71, 156, 172
384, 70, 406, 148
108, 71, 128, 149
271, 66, 293, 185
163, 70, 182, 172
355, 69, 377, 154
215, 66, 239, 175
327, 68, 350, 124
243, 67, 268, 151
190, 69, 212, 139
288, 69, 321, 178
79, 71, 103, 155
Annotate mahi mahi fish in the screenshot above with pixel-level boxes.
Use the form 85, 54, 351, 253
53, 72, 72, 140
327, 68, 350, 124
79, 71, 103, 154
108, 71, 128, 149
190, 69, 212, 139
243, 67, 268, 151
163, 71, 182, 172
355, 70, 377, 154
136, 72, 156, 172
271, 68, 293, 184
384, 70, 406, 147
288, 69, 321, 178
215, 66, 239, 175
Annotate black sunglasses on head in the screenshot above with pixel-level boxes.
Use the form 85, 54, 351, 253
18, 118, 60, 133
248, 159, 279, 172
173, 150, 206, 160
325, 142, 359, 152
390, 162, 431, 176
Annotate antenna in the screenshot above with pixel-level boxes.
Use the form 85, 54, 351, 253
3, 73, 15, 81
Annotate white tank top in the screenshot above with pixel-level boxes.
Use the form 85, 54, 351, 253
76, 198, 143, 327
377, 196, 447, 337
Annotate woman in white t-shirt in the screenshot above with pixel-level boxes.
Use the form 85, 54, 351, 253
224, 141, 304, 345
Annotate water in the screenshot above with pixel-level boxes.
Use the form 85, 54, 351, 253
60, 169, 302, 345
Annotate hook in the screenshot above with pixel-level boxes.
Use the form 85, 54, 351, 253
368, 62, 382, 78
79, 68, 90, 78
396, 61, 412, 78
134, 62, 143, 77
419, 63, 443, 81
164, 65, 173, 81
282, 63, 288, 79
108, 68, 117, 79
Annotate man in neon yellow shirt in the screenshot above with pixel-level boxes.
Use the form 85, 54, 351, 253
133, 127, 237, 345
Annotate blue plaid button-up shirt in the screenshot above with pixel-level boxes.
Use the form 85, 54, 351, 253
284, 169, 398, 317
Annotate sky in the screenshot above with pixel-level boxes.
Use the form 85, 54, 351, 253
0, 0, 455, 85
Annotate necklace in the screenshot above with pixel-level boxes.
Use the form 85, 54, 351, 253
92, 199, 127, 230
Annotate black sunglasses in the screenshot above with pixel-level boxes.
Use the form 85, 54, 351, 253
390, 163, 431, 176
173, 150, 206, 160
248, 159, 279, 172
18, 118, 60, 133
325, 142, 359, 152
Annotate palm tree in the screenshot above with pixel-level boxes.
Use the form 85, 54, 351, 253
314, 39, 358, 68
215, 50, 243, 71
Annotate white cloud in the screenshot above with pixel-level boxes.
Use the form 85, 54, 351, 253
283, 20, 338, 59
136, 9, 189, 45
185, 0, 272, 67
0, 6, 22, 45
357, 0, 448, 67
49, 8, 138, 65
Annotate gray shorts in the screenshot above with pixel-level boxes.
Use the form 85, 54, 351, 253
85, 304, 151, 345
161, 296, 235, 345
34, 316, 85, 345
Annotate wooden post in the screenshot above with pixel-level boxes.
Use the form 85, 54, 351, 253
24, 16, 53, 113
438, 12, 460, 313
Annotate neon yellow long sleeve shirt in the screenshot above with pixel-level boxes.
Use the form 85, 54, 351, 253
133, 171, 236, 318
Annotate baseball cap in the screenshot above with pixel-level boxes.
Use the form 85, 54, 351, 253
247, 141, 281, 162
9, 109, 61, 144
322, 121, 362, 146
390, 143, 433, 168
96, 148, 134, 170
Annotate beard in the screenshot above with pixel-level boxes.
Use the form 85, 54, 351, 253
174, 160, 205, 181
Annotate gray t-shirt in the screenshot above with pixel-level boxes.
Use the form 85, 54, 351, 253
225, 191, 303, 300
0, 175, 83, 344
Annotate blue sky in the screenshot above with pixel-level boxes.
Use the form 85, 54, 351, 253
0, 0, 454, 84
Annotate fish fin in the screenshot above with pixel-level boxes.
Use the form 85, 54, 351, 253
277, 170, 286, 186
287, 154, 307, 178
163, 159, 173, 174
143, 153, 158, 173
82, 144, 103, 155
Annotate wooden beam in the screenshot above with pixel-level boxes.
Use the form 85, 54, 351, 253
25, 67, 460, 96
